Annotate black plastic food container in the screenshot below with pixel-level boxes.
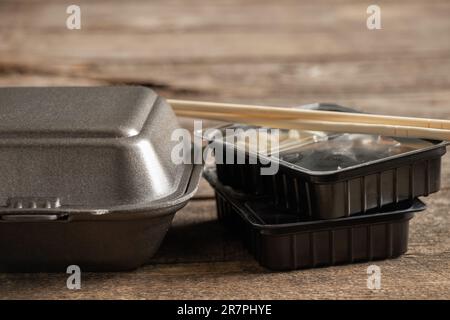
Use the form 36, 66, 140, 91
0, 86, 202, 271
211, 104, 447, 220
204, 168, 426, 270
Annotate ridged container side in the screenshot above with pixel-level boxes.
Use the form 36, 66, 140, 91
215, 142, 444, 220
214, 190, 414, 271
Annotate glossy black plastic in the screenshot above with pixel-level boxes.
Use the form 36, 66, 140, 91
214, 104, 447, 220
205, 168, 426, 270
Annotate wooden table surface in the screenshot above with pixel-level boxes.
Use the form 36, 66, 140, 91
0, 0, 449, 299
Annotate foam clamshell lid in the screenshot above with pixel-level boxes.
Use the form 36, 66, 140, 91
0, 86, 202, 271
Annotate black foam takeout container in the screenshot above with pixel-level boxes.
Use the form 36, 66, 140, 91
209, 104, 447, 220
0, 86, 202, 271
204, 168, 426, 270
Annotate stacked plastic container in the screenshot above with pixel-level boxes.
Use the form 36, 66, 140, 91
203, 104, 448, 270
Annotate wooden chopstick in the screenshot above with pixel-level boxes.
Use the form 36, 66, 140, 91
175, 109, 450, 141
168, 99, 450, 130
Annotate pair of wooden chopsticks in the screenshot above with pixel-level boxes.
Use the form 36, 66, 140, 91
168, 99, 450, 141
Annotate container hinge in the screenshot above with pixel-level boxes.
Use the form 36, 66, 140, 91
5, 197, 61, 209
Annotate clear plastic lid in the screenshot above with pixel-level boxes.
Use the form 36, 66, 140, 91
277, 133, 433, 171
203, 125, 435, 172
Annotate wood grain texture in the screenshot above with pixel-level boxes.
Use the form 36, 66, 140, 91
0, 0, 449, 300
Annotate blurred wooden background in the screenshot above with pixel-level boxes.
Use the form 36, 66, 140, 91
0, 0, 449, 299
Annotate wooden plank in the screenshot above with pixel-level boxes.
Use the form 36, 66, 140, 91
0, 0, 449, 300
150, 200, 250, 264
2, 0, 449, 33
3, 30, 450, 67
6, 57, 448, 97
1, 1, 450, 65
3, 75, 450, 120
0, 257, 449, 299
